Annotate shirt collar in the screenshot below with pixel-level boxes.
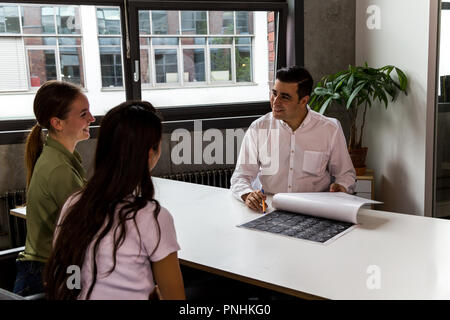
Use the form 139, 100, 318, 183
45, 135, 83, 164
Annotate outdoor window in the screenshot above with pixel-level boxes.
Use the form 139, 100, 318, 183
0, 4, 274, 119
137, 10, 255, 87
97, 7, 123, 88
0, 4, 84, 91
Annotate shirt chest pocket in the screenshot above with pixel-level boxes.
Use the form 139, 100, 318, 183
302, 150, 328, 176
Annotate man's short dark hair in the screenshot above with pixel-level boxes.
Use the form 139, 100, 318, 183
276, 66, 313, 100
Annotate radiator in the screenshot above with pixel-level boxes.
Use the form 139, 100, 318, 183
160, 168, 235, 189
0, 190, 27, 249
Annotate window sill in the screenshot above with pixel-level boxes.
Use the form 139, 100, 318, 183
0, 88, 89, 95
141, 82, 259, 90
100, 87, 126, 92
0, 101, 271, 144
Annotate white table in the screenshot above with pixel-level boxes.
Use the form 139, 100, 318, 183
10, 206, 26, 219
153, 177, 450, 300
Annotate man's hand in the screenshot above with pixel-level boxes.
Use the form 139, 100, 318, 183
242, 190, 267, 213
329, 183, 347, 193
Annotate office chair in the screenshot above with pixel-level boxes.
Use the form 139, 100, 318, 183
0, 246, 45, 300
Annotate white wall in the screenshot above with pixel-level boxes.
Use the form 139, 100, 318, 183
355, 0, 438, 215
0, 8, 269, 119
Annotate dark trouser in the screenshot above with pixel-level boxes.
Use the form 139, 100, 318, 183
13, 260, 45, 297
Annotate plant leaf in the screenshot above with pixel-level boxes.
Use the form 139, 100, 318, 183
319, 97, 333, 114
346, 83, 365, 109
395, 68, 408, 90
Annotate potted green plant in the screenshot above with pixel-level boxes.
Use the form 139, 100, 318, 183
309, 63, 408, 175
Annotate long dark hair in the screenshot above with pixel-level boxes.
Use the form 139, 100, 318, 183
25, 80, 82, 186
44, 101, 163, 300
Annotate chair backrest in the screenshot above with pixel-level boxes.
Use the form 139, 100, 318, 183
0, 288, 25, 300
0, 246, 25, 291
0, 247, 45, 300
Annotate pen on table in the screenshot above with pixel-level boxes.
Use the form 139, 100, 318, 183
261, 188, 266, 213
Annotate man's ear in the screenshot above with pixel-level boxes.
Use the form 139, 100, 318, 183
50, 117, 63, 132
300, 95, 310, 106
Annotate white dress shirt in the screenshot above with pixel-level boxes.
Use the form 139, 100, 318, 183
230, 107, 356, 200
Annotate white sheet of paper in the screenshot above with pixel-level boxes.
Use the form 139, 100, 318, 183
272, 192, 382, 224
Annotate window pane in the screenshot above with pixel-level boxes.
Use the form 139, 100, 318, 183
139, 10, 150, 34
98, 37, 120, 46
209, 11, 234, 35
152, 37, 178, 45
21, 5, 55, 34
100, 53, 113, 65
152, 11, 179, 35
181, 37, 205, 45
236, 46, 252, 82
140, 37, 149, 45
60, 46, 83, 87
58, 37, 81, 46
56, 6, 81, 34
154, 49, 178, 83
236, 11, 253, 34
97, 8, 120, 35
140, 49, 150, 84
208, 37, 232, 45
24, 36, 56, 45
183, 49, 205, 82
0, 5, 20, 33
210, 48, 231, 81
181, 11, 206, 35
99, 46, 122, 87
28, 49, 57, 87
236, 37, 251, 44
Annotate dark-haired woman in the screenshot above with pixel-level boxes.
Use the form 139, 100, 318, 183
44, 101, 185, 300
14, 80, 95, 296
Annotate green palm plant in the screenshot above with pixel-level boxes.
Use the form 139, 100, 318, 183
309, 63, 408, 150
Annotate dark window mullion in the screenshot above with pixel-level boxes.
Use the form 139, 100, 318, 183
121, 1, 140, 100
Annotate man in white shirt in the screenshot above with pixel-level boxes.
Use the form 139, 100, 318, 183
230, 66, 356, 212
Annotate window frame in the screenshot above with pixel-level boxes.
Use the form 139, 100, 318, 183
0, 0, 297, 144
123, 0, 288, 101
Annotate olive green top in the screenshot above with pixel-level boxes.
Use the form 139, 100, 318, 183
18, 136, 86, 263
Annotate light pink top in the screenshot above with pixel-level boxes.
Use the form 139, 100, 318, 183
56, 195, 180, 300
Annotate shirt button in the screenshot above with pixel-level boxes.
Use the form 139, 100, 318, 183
288, 185, 292, 189
290, 168, 293, 171
291, 150, 294, 153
